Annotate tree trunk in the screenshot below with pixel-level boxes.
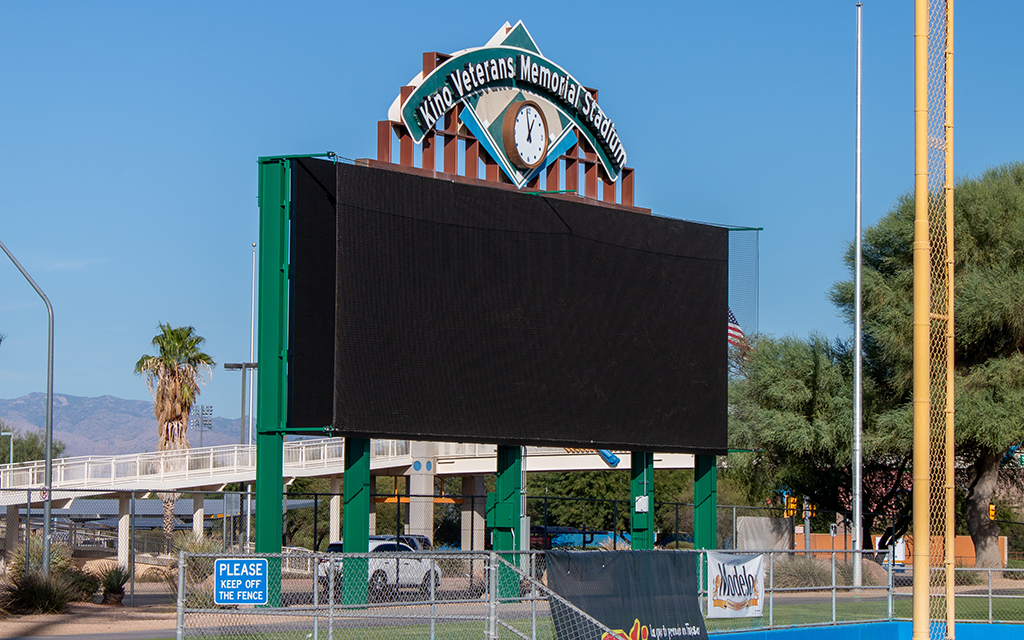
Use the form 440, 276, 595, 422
162, 496, 176, 554
965, 446, 1003, 570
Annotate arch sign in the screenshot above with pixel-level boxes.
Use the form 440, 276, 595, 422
393, 21, 628, 189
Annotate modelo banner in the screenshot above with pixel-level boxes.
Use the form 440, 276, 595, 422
546, 550, 707, 640
706, 552, 765, 619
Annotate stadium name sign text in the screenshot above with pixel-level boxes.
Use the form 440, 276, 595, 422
399, 22, 628, 184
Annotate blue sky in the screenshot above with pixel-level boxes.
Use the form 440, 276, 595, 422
2, 2, 1023, 422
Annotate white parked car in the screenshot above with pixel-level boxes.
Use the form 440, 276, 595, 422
317, 539, 441, 600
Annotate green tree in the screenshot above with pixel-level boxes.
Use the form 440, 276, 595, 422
12, 428, 67, 463
728, 335, 912, 549
134, 323, 214, 551
831, 162, 1024, 567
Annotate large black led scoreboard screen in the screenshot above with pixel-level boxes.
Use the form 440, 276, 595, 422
288, 158, 727, 454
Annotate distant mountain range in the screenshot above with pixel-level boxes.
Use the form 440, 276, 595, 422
0, 393, 242, 458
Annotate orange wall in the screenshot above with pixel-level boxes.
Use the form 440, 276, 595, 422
793, 532, 1008, 566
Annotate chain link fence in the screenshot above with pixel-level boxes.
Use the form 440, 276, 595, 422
178, 550, 614, 640
175, 547, 1024, 638
4, 484, 1024, 631
0, 486, 251, 605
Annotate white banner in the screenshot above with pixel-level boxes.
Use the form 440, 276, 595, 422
706, 552, 764, 618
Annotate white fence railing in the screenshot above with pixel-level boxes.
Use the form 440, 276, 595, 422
0, 439, 353, 490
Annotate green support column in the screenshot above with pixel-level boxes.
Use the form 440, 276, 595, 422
342, 437, 370, 604
493, 445, 522, 551
254, 157, 290, 604
494, 445, 522, 598
694, 454, 718, 550
254, 430, 284, 605
630, 451, 654, 549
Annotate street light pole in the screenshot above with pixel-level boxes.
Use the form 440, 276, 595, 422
225, 361, 257, 549
224, 363, 257, 445
0, 239, 55, 577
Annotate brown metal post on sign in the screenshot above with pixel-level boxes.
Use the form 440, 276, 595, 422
483, 149, 500, 182
546, 160, 560, 192
602, 174, 616, 203
443, 107, 459, 175
422, 132, 435, 171
465, 140, 479, 179
377, 121, 392, 163
621, 168, 634, 207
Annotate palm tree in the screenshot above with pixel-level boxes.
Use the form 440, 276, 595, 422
135, 323, 214, 551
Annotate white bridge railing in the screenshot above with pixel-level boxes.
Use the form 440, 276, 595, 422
0, 437, 634, 493
0, 438, 357, 490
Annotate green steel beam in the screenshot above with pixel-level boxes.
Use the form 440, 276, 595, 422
630, 451, 654, 550
342, 437, 370, 605
493, 445, 522, 552
694, 454, 718, 550
255, 157, 289, 570
254, 430, 283, 605
494, 445, 522, 598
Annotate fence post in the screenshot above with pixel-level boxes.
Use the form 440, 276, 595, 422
328, 556, 336, 640
768, 552, 774, 629
732, 506, 737, 549
831, 549, 836, 623
888, 543, 894, 620
488, 551, 498, 640
24, 488, 30, 582
130, 492, 136, 607
429, 555, 436, 640
176, 550, 186, 640
988, 568, 993, 623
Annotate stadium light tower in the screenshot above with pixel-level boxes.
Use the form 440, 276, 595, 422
224, 363, 257, 445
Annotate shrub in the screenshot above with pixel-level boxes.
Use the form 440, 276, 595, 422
62, 568, 101, 602
1006, 559, 1024, 580
100, 564, 131, 604
7, 535, 72, 579
772, 557, 833, 589
0, 572, 75, 614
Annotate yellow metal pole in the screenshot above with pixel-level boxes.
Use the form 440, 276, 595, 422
944, 2, 955, 638
912, 0, 931, 638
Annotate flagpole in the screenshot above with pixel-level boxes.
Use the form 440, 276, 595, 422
852, 1, 864, 588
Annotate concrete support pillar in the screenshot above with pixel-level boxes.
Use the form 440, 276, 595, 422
461, 475, 486, 551
329, 475, 342, 544
407, 441, 436, 544
368, 476, 376, 536
5, 504, 20, 563
118, 494, 130, 568
193, 493, 204, 539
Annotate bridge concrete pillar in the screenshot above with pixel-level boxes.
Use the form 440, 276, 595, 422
118, 495, 130, 568
407, 441, 436, 544
5, 504, 19, 563
329, 475, 341, 544
368, 476, 376, 536
193, 493, 204, 539
461, 475, 486, 551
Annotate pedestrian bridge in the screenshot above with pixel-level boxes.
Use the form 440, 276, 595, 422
0, 438, 693, 505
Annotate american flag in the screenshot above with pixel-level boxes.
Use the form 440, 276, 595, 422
728, 308, 745, 346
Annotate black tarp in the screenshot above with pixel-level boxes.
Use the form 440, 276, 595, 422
546, 550, 707, 640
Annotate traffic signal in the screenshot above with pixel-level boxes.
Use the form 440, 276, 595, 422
803, 501, 816, 519
784, 495, 798, 517
990, 504, 996, 521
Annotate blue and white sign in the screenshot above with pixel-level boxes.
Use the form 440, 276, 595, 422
214, 558, 268, 605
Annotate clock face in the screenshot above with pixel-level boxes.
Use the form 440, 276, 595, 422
503, 101, 548, 170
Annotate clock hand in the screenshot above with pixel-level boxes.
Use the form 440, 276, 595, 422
526, 112, 533, 143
